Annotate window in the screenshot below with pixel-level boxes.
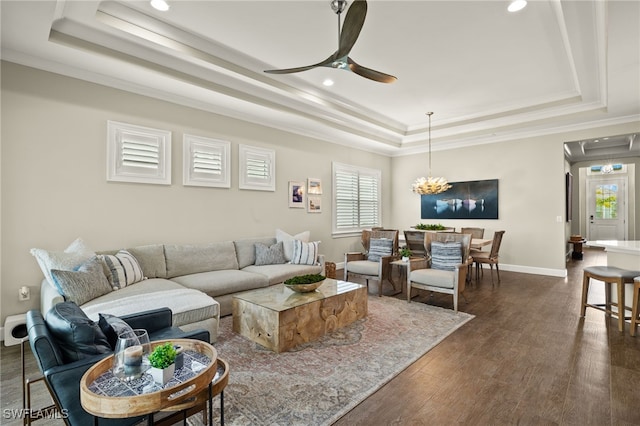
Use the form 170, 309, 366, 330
332, 162, 381, 235
106, 121, 171, 185
239, 145, 276, 191
183, 135, 230, 188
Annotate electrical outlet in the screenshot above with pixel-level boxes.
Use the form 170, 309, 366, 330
19, 286, 30, 301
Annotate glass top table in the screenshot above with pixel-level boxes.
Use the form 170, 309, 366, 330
232, 278, 368, 352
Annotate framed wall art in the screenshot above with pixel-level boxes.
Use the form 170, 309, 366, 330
307, 195, 322, 213
289, 181, 305, 208
420, 179, 499, 219
307, 178, 322, 194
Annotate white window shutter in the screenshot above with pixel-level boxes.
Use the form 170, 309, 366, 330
333, 162, 381, 234
239, 145, 275, 191
183, 135, 230, 188
107, 121, 171, 185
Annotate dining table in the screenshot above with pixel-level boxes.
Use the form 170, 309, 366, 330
471, 238, 492, 250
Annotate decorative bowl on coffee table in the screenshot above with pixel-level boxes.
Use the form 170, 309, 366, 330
284, 274, 326, 293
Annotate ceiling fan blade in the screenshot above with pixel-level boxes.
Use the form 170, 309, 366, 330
347, 57, 397, 84
264, 55, 336, 75
336, 0, 367, 58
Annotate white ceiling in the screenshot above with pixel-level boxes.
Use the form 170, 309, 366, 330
2, 0, 639, 157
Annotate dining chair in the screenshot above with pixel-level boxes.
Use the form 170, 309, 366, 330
460, 227, 485, 239
403, 230, 429, 258
472, 230, 505, 285
407, 232, 471, 312
344, 229, 399, 296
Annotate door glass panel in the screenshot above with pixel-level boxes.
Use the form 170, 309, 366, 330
595, 184, 618, 219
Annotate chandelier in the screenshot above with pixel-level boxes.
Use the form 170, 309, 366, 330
411, 112, 452, 195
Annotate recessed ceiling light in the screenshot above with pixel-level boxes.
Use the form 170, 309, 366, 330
507, 0, 527, 12
322, 79, 334, 87
150, 0, 170, 12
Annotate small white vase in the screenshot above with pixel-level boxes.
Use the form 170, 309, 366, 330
402, 256, 409, 262
149, 364, 175, 386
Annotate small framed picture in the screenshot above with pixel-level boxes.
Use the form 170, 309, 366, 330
307, 178, 322, 195
307, 195, 322, 213
289, 181, 305, 208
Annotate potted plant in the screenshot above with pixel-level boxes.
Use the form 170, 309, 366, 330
399, 247, 412, 262
148, 342, 177, 386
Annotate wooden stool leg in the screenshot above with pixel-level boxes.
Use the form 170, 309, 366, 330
580, 273, 590, 317
631, 281, 640, 337
605, 282, 611, 317
616, 278, 625, 332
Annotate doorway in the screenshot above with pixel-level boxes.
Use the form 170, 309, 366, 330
586, 175, 628, 240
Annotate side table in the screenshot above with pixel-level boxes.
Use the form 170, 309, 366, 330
81, 339, 218, 425
568, 239, 587, 260
391, 258, 426, 294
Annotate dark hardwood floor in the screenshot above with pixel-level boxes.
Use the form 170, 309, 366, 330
334, 247, 640, 425
2, 247, 638, 425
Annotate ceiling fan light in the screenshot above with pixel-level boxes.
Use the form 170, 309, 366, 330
508, 0, 527, 12
150, 0, 170, 12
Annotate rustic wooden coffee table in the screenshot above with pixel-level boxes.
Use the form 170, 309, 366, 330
232, 278, 368, 352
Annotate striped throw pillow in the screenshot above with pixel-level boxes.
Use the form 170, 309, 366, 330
368, 238, 393, 262
291, 240, 319, 265
431, 242, 462, 271
99, 250, 145, 289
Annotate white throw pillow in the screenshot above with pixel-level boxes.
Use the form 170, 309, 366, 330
291, 240, 320, 265
30, 237, 95, 288
276, 229, 310, 261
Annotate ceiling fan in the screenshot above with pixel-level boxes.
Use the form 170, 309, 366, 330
264, 0, 397, 84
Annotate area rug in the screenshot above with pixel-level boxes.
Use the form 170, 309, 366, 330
200, 296, 474, 425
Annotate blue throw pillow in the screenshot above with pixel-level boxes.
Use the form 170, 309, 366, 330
431, 241, 462, 271
368, 238, 393, 262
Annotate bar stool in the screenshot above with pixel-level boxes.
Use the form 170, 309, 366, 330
631, 276, 640, 337
580, 266, 640, 332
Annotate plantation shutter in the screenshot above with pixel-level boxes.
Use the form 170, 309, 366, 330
121, 136, 160, 171
239, 145, 276, 191
333, 162, 381, 234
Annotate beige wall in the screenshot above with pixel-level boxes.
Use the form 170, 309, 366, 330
0, 62, 392, 320
391, 124, 640, 276
2, 61, 639, 324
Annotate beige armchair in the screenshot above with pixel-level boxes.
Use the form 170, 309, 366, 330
407, 233, 471, 312
344, 229, 399, 296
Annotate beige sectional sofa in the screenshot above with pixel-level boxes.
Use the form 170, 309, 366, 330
39, 236, 324, 342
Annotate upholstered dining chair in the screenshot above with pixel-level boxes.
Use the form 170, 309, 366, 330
472, 230, 505, 285
344, 229, 399, 296
460, 227, 485, 240
407, 232, 471, 312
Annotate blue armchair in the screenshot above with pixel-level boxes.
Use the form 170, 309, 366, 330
25, 305, 210, 425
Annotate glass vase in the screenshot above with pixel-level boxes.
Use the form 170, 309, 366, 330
112, 329, 150, 381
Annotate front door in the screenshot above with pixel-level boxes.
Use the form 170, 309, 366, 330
586, 176, 627, 240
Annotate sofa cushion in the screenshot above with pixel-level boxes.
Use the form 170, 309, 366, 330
50, 256, 113, 305
171, 269, 269, 297
233, 237, 277, 269
31, 237, 95, 289
99, 250, 145, 289
45, 301, 111, 363
242, 263, 323, 286
127, 244, 167, 279
255, 241, 287, 266
81, 278, 219, 329
164, 242, 239, 278
275, 229, 310, 261
290, 240, 320, 265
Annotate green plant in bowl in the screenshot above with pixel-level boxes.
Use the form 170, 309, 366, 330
415, 223, 447, 230
399, 247, 412, 258
284, 274, 326, 293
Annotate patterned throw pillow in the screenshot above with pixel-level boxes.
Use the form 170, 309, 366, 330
431, 241, 462, 271
290, 240, 320, 265
368, 238, 393, 262
50, 256, 113, 305
254, 241, 287, 266
30, 237, 95, 288
99, 250, 145, 289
